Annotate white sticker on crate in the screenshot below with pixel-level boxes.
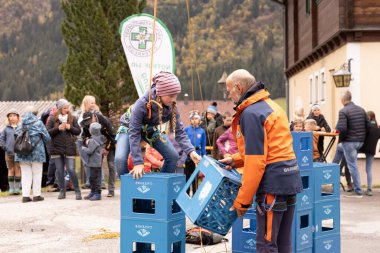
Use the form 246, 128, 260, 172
135, 225, 152, 237
198, 181, 212, 205
172, 224, 182, 236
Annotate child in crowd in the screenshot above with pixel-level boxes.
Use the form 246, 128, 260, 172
359, 111, 380, 196
128, 71, 201, 179
184, 111, 206, 194
290, 107, 305, 131
306, 103, 331, 158
0, 108, 21, 195
216, 127, 238, 158
292, 118, 303, 132
80, 122, 106, 201
128, 141, 164, 173
304, 119, 321, 162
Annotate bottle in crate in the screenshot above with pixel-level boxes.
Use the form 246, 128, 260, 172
176, 156, 242, 235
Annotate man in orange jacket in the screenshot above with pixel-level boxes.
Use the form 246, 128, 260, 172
220, 69, 303, 253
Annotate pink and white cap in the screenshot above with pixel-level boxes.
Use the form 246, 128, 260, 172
153, 71, 181, 97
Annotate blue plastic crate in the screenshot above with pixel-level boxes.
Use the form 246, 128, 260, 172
294, 208, 313, 250
176, 156, 242, 236
232, 207, 257, 253
313, 233, 340, 253
313, 163, 340, 203
120, 173, 185, 221
297, 169, 314, 211
292, 132, 313, 170
120, 218, 185, 253
314, 200, 340, 238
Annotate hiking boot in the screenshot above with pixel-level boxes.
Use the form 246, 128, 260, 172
33, 196, 44, 202
58, 190, 66, 199
22, 197, 32, 203
81, 184, 90, 189
84, 192, 95, 200
89, 193, 101, 201
107, 191, 114, 197
344, 191, 363, 198
75, 190, 82, 200
366, 189, 373, 196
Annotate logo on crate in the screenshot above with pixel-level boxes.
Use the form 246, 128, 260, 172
245, 238, 256, 249
173, 185, 181, 193
324, 171, 332, 180
301, 194, 309, 204
137, 228, 150, 237
137, 185, 151, 194
301, 233, 308, 242
324, 242, 332, 250
324, 207, 332, 215
172, 224, 182, 237
302, 156, 309, 165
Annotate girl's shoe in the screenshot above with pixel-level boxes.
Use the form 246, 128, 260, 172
75, 190, 82, 200
22, 197, 32, 203
14, 188, 20, 195
33, 196, 44, 202
8, 188, 14, 195
84, 192, 95, 200
58, 190, 66, 199
89, 193, 101, 201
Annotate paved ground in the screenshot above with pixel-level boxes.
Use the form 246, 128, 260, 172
1, 185, 380, 253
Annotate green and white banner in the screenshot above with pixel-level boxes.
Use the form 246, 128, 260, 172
120, 13, 175, 97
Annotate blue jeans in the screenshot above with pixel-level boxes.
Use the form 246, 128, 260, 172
333, 142, 363, 193
53, 156, 79, 191
115, 132, 130, 177
364, 153, 374, 190
46, 159, 57, 186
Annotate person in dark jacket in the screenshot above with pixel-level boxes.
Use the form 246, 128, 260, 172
359, 111, 380, 196
80, 110, 116, 197
306, 103, 331, 158
332, 90, 370, 197
47, 99, 82, 200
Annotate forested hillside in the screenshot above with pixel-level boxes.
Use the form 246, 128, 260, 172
0, 0, 284, 102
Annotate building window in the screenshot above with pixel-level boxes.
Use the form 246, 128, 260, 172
315, 75, 319, 103
309, 77, 313, 105
306, 0, 311, 15
320, 71, 326, 102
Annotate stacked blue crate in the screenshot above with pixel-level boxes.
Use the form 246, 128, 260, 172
292, 132, 314, 253
120, 173, 186, 253
232, 204, 257, 253
312, 162, 340, 253
176, 156, 242, 236
291, 132, 313, 171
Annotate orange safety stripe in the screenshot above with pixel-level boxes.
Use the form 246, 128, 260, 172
265, 194, 275, 242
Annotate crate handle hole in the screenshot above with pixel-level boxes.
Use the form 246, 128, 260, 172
133, 199, 155, 214
322, 218, 334, 231
321, 183, 333, 196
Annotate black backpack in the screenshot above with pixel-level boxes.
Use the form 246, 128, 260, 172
14, 121, 41, 155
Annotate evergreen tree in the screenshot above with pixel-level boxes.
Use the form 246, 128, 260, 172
61, 0, 146, 116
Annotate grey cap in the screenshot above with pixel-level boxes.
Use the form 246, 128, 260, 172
7, 108, 19, 117
56, 98, 70, 110
89, 122, 102, 136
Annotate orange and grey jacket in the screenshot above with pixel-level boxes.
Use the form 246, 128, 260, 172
231, 82, 303, 209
